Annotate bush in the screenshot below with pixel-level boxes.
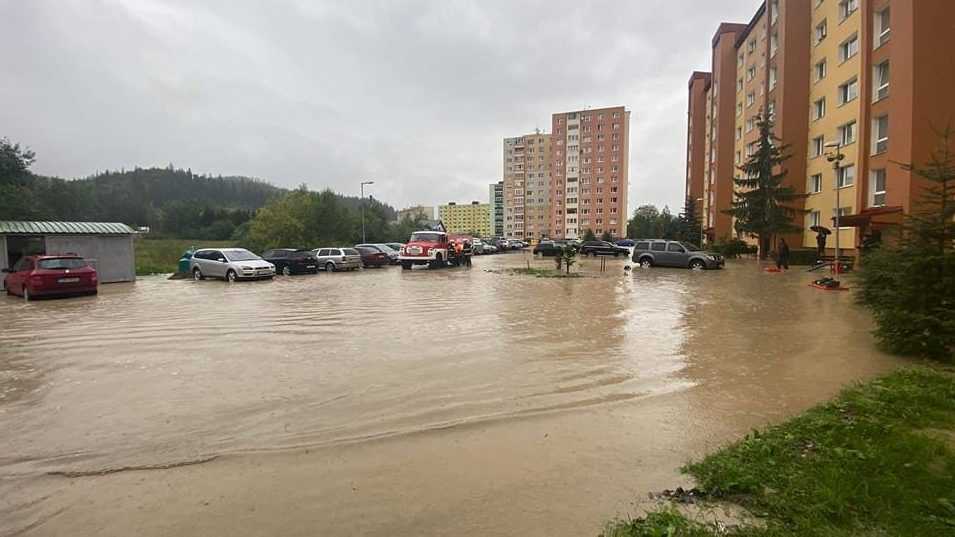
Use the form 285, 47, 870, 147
709, 238, 757, 258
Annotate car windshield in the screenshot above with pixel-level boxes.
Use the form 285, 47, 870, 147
38, 258, 87, 269
411, 232, 443, 243
224, 249, 261, 261
681, 242, 703, 251
377, 244, 397, 252
343, 248, 359, 256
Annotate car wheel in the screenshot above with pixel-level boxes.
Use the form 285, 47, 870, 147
193, 267, 204, 281
639, 257, 653, 268
282, 266, 292, 276
690, 260, 706, 270
226, 269, 237, 282
325, 262, 335, 272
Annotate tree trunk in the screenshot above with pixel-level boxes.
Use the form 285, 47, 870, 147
759, 235, 771, 259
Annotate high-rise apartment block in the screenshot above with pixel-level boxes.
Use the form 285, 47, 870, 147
438, 201, 491, 237
503, 105, 630, 241
687, 0, 955, 254
489, 181, 504, 237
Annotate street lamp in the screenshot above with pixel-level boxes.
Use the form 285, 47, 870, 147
824, 141, 845, 275
360, 180, 375, 243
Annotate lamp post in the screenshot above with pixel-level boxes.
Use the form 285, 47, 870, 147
824, 141, 845, 275
360, 180, 375, 243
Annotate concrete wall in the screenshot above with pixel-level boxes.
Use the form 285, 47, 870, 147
44, 235, 135, 283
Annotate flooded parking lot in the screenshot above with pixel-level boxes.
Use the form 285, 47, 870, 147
0, 252, 899, 537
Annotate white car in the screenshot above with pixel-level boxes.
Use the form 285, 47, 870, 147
191, 248, 275, 282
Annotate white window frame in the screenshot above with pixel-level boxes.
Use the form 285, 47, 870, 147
872, 115, 889, 155
838, 77, 858, 105
815, 20, 828, 44
839, 34, 859, 62
838, 121, 856, 146
869, 169, 887, 207
815, 59, 827, 81
813, 98, 826, 120
873, 61, 890, 102
809, 173, 823, 194
874, 7, 890, 48
837, 164, 855, 188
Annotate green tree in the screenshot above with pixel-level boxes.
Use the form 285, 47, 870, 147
723, 116, 805, 259
582, 228, 597, 241
857, 128, 955, 361
560, 245, 578, 274
0, 138, 38, 220
600, 231, 613, 242
678, 196, 703, 245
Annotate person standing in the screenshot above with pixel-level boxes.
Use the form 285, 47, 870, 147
816, 231, 827, 259
777, 238, 791, 270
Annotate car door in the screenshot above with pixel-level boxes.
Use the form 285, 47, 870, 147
7, 258, 30, 293
205, 250, 226, 278
649, 241, 668, 265
665, 242, 688, 267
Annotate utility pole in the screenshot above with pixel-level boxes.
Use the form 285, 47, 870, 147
360, 180, 374, 243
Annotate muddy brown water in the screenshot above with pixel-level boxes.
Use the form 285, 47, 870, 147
0, 253, 898, 536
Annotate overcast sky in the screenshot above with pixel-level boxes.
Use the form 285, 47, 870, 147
2, 0, 758, 212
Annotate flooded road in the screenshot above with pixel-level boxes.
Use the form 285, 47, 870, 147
0, 253, 898, 536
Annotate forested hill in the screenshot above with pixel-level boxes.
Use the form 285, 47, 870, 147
1, 139, 399, 240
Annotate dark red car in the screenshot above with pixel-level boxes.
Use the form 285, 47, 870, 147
355, 246, 389, 268
3, 255, 98, 300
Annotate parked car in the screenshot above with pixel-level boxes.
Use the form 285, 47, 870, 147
495, 239, 509, 250
615, 239, 636, 247
313, 247, 362, 272
385, 242, 405, 253
191, 248, 275, 281
483, 243, 498, 254
3, 255, 98, 300
472, 239, 495, 254
507, 239, 525, 250
355, 246, 389, 268
631, 240, 724, 270
533, 240, 563, 256
262, 248, 319, 275
355, 243, 399, 264
578, 241, 630, 257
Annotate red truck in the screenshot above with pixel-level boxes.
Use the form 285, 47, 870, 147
398, 230, 470, 270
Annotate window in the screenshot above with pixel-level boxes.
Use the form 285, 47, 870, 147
769, 66, 777, 89
813, 98, 826, 120
863, 168, 889, 209
875, 8, 890, 47
770, 32, 778, 57
745, 117, 755, 132
838, 121, 856, 145
634, 242, 649, 250
815, 59, 827, 81
748, 39, 756, 53
839, 34, 859, 62
746, 92, 755, 107
735, 127, 742, 141
837, 164, 855, 187
667, 243, 686, 253
809, 173, 823, 193
767, 101, 775, 120
812, 136, 825, 157
815, 20, 828, 44
838, 77, 858, 104
838, 0, 858, 21
873, 61, 889, 101
736, 102, 743, 117
770, 0, 779, 24
651, 242, 666, 252
747, 65, 756, 81
808, 210, 821, 228
872, 115, 889, 154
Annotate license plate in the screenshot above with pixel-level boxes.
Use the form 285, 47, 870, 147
58, 277, 80, 283
307, 265, 316, 269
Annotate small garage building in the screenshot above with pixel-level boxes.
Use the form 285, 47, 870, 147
1, 221, 137, 287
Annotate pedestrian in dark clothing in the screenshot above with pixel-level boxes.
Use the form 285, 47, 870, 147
816, 231, 827, 258
777, 238, 790, 270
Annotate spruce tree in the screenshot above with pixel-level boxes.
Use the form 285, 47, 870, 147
858, 127, 955, 361
724, 115, 805, 258
678, 196, 702, 245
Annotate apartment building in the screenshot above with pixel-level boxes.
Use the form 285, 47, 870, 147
550, 106, 630, 239
688, 0, 952, 253
685, 72, 711, 203
438, 201, 491, 238
489, 181, 504, 237
397, 205, 435, 222
503, 132, 552, 240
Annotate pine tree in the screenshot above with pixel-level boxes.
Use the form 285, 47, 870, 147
858, 127, 955, 361
724, 115, 805, 258
678, 196, 703, 245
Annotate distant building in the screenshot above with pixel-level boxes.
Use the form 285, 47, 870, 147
503, 131, 552, 240
489, 181, 504, 237
438, 202, 491, 238
397, 205, 435, 222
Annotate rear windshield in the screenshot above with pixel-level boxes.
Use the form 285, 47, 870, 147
343, 248, 359, 256
411, 233, 443, 243
38, 258, 87, 269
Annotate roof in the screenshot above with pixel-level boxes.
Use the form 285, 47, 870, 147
0, 221, 136, 235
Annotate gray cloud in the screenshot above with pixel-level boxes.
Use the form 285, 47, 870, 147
1, 0, 758, 212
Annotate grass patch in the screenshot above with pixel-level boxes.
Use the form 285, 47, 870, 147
604, 367, 955, 536
507, 267, 582, 278
135, 238, 235, 275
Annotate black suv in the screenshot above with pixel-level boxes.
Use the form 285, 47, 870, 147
578, 241, 630, 257
262, 249, 319, 275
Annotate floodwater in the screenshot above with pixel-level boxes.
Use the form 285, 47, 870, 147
0, 253, 899, 537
